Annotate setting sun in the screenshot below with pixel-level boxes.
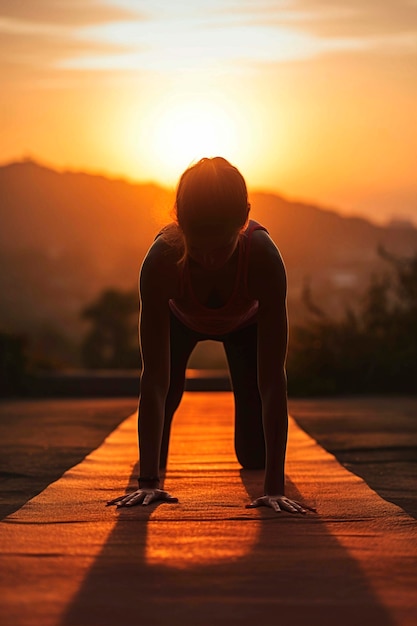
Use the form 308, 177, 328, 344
155, 102, 236, 165
1, 0, 416, 224
129, 96, 243, 185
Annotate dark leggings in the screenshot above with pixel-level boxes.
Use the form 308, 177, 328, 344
160, 312, 266, 470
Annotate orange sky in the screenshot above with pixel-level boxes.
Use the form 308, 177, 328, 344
1, 0, 416, 225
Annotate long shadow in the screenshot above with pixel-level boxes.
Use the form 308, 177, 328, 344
60, 466, 394, 626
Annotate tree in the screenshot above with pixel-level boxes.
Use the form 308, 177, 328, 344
0, 332, 28, 396
287, 250, 417, 395
81, 289, 139, 369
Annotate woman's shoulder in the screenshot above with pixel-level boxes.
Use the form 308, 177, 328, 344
140, 224, 182, 297
144, 223, 183, 261
250, 226, 284, 265
247, 227, 287, 297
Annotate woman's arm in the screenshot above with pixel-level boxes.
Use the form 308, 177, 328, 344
107, 241, 178, 507
255, 237, 288, 496
137, 247, 171, 482
247, 232, 314, 514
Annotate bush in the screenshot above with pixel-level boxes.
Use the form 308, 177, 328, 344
0, 332, 28, 396
80, 288, 140, 369
287, 250, 417, 395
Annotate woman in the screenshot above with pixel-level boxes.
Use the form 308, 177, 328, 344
108, 157, 311, 514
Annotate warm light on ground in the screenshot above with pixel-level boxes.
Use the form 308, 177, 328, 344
145, 393, 260, 569
145, 517, 259, 569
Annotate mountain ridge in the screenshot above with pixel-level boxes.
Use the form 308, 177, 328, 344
1, 159, 416, 363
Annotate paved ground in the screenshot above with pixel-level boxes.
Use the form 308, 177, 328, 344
0, 394, 416, 626
0, 398, 137, 519
1, 395, 415, 521
288, 396, 417, 520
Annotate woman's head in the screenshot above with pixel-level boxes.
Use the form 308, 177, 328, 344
175, 157, 249, 239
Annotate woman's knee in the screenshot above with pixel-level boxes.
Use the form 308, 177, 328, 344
235, 446, 265, 470
234, 433, 265, 470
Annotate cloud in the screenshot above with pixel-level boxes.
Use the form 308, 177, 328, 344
0, 17, 135, 83
0, 0, 140, 26
1, 0, 416, 81
294, 0, 417, 39
0, 28, 131, 70
223, 0, 417, 39
64, 0, 416, 75
0, 0, 140, 79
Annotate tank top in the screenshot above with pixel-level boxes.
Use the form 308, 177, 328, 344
168, 220, 268, 335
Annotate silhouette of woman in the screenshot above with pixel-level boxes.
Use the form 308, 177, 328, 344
108, 157, 311, 513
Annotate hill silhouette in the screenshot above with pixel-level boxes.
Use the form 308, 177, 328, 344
0, 160, 170, 345
1, 159, 417, 365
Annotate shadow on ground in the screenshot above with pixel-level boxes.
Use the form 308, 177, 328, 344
60, 465, 394, 626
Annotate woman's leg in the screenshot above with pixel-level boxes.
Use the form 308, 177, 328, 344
223, 323, 265, 469
159, 313, 199, 469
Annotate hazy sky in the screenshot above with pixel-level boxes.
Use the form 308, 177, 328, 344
1, 0, 416, 224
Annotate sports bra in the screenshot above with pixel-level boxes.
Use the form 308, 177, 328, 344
168, 220, 268, 335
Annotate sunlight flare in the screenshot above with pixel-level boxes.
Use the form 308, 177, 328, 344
133, 96, 243, 184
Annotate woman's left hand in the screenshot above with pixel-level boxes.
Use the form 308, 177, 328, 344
246, 494, 316, 514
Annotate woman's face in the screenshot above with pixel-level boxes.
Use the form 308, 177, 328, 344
185, 230, 239, 270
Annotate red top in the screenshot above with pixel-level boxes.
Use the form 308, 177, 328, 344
169, 220, 268, 335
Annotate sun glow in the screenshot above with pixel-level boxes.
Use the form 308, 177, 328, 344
131, 96, 244, 185
154, 103, 235, 163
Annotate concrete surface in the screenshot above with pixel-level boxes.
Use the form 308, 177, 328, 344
0, 394, 416, 626
0, 398, 137, 519
288, 396, 417, 519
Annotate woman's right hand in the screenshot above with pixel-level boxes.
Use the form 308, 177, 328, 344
106, 489, 178, 508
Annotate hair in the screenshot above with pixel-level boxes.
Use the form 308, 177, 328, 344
161, 157, 249, 264
175, 157, 249, 235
